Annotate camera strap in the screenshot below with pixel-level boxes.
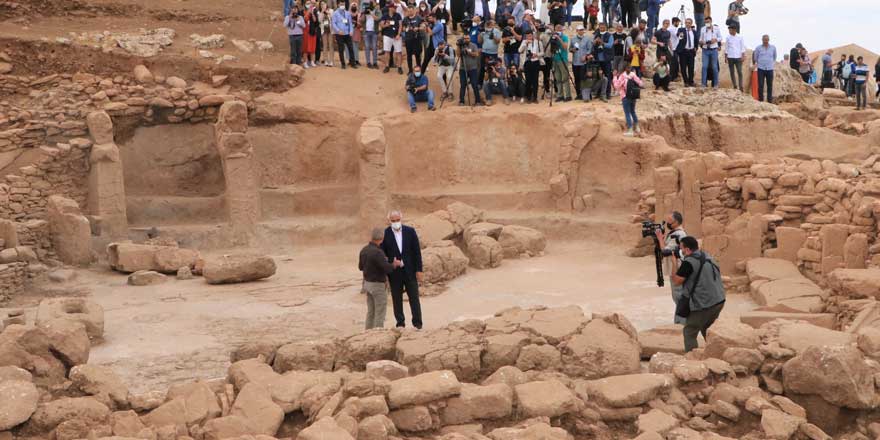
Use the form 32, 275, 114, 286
686, 253, 706, 299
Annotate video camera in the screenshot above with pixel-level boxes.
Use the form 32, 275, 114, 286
549, 34, 563, 53
641, 221, 665, 238
456, 36, 470, 47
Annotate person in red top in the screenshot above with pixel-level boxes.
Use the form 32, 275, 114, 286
613, 65, 644, 137
585, 0, 599, 31
303, 4, 319, 68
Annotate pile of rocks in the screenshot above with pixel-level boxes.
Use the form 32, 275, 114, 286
9, 304, 880, 440
407, 202, 546, 288
66, 28, 177, 57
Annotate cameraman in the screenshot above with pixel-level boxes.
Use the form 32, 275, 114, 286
402, 7, 424, 74
434, 40, 456, 99
593, 22, 614, 100
478, 20, 502, 88
406, 65, 436, 112
457, 38, 484, 106
501, 16, 522, 69
519, 32, 542, 103
726, 0, 747, 33
482, 59, 510, 105
571, 24, 593, 101
672, 236, 726, 353
654, 211, 687, 324
550, 24, 572, 102
283, 4, 307, 66
508, 64, 526, 102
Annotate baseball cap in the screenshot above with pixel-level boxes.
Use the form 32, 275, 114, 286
524, 9, 534, 15
576, 24, 585, 30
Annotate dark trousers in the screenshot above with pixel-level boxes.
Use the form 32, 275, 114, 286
459, 68, 482, 104
542, 57, 553, 94
315, 32, 323, 62
678, 50, 695, 85
683, 302, 724, 352
621, 1, 638, 27
524, 59, 541, 102
421, 40, 435, 73
653, 73, 670, 91
336, 34, 356, 66
289, 35, 303, 65
406, 38, 422, 73
479, 53, 498, 87
669, 51, 679, 81
389, 274, 422, 328
572, 64, 586, 99
599, 60, 612, 98
757, 68, 774, 103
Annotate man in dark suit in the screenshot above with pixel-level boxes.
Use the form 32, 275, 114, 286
380, 210, 424, 329
675, 18, 697, 87
464, 0, 491, 22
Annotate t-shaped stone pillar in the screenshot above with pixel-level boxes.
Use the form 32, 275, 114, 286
357, 119, 389, 230
86, 111, 128, 239
215, 101, 260, 244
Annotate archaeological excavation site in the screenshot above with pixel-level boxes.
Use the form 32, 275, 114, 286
3, 2, 880, 440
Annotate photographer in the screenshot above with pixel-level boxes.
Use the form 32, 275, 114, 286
405, 65, 436, 112
501, 16, 522, 69
519, 32, 542, 103
726, 0, 747, 33
593, 22, 614, 100
539, 23, 554, 97
284, 4, 307, 66
548, 0, 566, 27
508, 64, 526, 102
431, 1, 451, 39
550, 24, 572, 102
434, 40, 456, 99
494, 0, 514, 25
571, 24, 593, 101
482, 59, 510, 105
457, 38, 484, 106
654, 211, 687, 324
402, 7, 424, 73
478, 20, 502, 88
380, 5, 404, 74
672, 236, 726, 353
581, 61, 607, 101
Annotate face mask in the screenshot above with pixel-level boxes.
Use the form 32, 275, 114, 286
339, 5, 345, 9
440, 4, 445, 8
391, 222, 402, 230
414, 72, 422, 77
420, 5, 426, 9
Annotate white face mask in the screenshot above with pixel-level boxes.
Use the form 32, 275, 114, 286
414, 72, 422, 77
391, 222, 402, 231
339, 5, 345, 9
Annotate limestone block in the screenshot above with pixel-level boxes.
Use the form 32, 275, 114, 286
86, 111, 114, 145
47, 196, 91, 266
820, 224, 849, 258
844, 233, 869, 269
88, 143, 128, 239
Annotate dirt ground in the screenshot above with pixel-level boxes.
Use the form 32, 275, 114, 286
3, 240, 752, 393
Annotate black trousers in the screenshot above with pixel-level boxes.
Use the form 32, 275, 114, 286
542, 57, 553, 93
421, 40, 435, 73
757, 68, 774, 103
524, 59, 541, 102
572, 64, 586, 99
406, 38, 422, 73
669, 50, 679, 81
336, 34, 356, 66
599, 60, 612, 98
678, 50, 695, 85
653, 73, 670, 90
389, 274, 422, 328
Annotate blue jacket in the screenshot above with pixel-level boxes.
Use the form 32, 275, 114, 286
381, 226, 423, 278
331, 9, 354, 35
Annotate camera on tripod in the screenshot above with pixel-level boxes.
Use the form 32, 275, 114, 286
549, 34, 562, 53
641, 221, 665, 238
456, 36, 470, 47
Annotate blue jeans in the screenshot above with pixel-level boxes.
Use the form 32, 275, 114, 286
610, 0, 619, 22
504, 52, 520, 69
565, 2, 574, 26
408, 89, 435, 109
288, 35, 303, 65
622, 97, 637, 128
483, 79, 510, 101
364, 31, 378, 65
701, 48, 718, 87
646, 6, 659, 39
694, 13, 704, 42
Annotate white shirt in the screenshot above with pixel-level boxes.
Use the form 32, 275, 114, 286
699, 24, 721, 49
393, 228, 404, 255
474, 0, 483, 17
683, 28, 695, 50
725, 34, 744, 59
669, 25, 680, 51
366, 14, 375, 32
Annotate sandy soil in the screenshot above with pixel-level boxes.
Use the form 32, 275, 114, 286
4, 240, 753, 393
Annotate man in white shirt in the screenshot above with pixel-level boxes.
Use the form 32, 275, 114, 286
668, 16, 681, 81
723, 24, 745, 91
698, 16, 722, 88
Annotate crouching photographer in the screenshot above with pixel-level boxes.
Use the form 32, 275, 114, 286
482, 59, 510, 105
671, 236, 726, 353
405, 66, 436, 112
652, 211, 687, 324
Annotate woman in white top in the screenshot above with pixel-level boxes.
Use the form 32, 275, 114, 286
519, 32, 544, 103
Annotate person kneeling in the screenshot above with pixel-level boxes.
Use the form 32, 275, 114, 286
406, 66, 435, 112
581, 62, 608, 102
652, 54, 671, 91
483, 60, 511, 105
671, 236, 726, 353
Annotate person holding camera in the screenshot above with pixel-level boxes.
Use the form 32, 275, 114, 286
652, 54, 671, 91
284, 4, 307, 66
478, 20, 502, 88
405, 65, 436, 112
434, 40, 456, 99
581, 61, 607, 101
380, 5, 404, 74
726, 0, 746, 33
458, 38, 484, 105
699, 16, 721, 88
482, 60, 511, 105
501, 16, 522, 69
548, 0, 566, 27
654, 211, 687, 324
519, 32, 542, 103
672, 236, 726, 353
550, 24, 572, 102
507, 64, 526, 102
593, 22, 614, 100
571, 25, 592, 100
360, 1, 382, 68
402, 7, 424, 73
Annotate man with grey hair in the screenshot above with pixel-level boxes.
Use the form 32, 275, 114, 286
381, 210, 424, 329
359, 227, 402, 330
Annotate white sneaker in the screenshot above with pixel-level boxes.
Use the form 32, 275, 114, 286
520, 98, 525, 103
634, 124, 641, 134
624, 128, 634, 137
303, 63, 310, 69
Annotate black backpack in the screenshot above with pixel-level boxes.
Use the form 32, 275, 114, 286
625, 77, 641, 100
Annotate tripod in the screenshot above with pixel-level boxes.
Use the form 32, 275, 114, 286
652, 236, 665, 288
548, 52, 579, 107
675, 5, 687, 23
438, 48, 474, 110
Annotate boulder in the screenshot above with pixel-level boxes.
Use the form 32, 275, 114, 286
142, 382, 221, 427
230, 382, 284, 436
387, 370, 462, 409
110, 409, 147, 437
776, 322, 855, 354
515, 344, 561, 371
827, 268, 880, 298
637, 408, 680, 435
273, 338, 338, 373
410, 212, 456, 246
0, 325, 68, 384
746, 258, 803, 281
761, 409, 804, 439
498, 225, 546, 258
153, 247, 201, 272
38, 318, 90, 367
35, 298, 104, 340
486, 421, 573, 440
339, 330, 400, 369
395, 325, 483, 381
442, 383, 514, 424
366, 360, 409, 381
203, 254, 277, 284
753, 278, 826, 312
129, 390, 165, 412
514, 380, 579, 418
69, 365, 129, 409
133, 65, 154, 83
422, 241, 469, 283
560, 317, 640, 378
466, 235, 504, 269
446, 202, 484, 233
482, 332, 529, 373
782, 345, 877, 409
297, 416, 355, 440
127, 270, 167, 286
28, 397, 110, 432
463, 222, 504, 243
638, 325, 688, 358
704, 320, 760, 359
107, 243, 199, 274
389, 405, 432, 432
0, 366, 32, 382
202, 415, 261, 440
46, 195, 91, 266
358, 414, 397, 440
585, 374, 674, 408
0, 380, 39, 430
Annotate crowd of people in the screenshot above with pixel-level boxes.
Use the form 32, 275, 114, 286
282, 0, 876, 123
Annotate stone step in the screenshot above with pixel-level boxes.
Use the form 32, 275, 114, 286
390, 184, 556, 214
255, 216, 360, 248
259, 183, 359, 219
126, 195, 227, 227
